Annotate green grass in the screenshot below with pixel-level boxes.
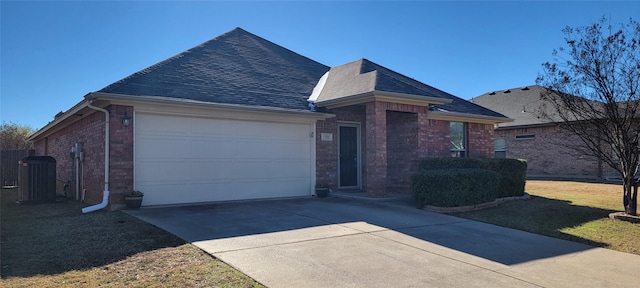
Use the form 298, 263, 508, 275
453, 180, 640, 255
0, 188, 264, 287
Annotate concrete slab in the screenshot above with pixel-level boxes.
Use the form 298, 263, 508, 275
501, 248, 640, 287
195, 224, 361, 253
126, 197, 640, 288
212, 231, 533, 288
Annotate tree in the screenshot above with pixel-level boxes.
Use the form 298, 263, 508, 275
0, 122, 35, 150
536, 17, 640, 216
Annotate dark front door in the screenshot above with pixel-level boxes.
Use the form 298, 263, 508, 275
339, 125, 359, 188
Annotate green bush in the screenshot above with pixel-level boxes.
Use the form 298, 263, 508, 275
486, 159, 527, 197
411, 169, 500, 208
418, 157, 485, 170
417, 158, 527, 198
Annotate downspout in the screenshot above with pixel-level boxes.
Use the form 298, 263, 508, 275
82, 101, 110, 213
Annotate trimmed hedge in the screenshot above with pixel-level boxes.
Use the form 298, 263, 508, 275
418, 158, 527, 197
411, 169, 500, 208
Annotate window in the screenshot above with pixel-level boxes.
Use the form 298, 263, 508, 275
515, 134, 535, 140
450, 122, 466, 157
494, 138, 506, 158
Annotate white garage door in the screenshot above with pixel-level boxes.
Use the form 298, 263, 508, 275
134, 112, 314, 206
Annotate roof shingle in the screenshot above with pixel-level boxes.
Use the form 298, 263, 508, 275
315, 59, 506, 118
470, 85, 556, 127
99, 28, 506, 120
100, 27, 330, 111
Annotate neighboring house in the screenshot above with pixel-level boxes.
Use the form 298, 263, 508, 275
29, 28, 509, 209
470, 85, 616, 180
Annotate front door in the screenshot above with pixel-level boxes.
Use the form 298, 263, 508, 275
339, 124, 360, 188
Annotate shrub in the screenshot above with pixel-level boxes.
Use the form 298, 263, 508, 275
418, 158, 527, 198
411, 169, 500, 208
486, 159, 527, 197
418, 157, 485, 170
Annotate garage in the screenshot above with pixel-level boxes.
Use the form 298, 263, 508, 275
134, 111, 315, 206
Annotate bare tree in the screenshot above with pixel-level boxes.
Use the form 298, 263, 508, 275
0, 122, 35, 150
536, 18, 640, 215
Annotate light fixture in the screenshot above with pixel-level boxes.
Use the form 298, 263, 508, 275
122, 112, 131, 127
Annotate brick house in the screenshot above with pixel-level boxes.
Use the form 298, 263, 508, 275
470, 85, 616, 180
28, 28, 509, 210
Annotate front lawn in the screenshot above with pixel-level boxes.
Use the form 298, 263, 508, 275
0, 188, 264, 287
453, 180, 640, 255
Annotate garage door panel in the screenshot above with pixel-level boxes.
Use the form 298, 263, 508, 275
235, 140, 310, 160
135, 182, 186, 206
191, 139, 236, 158
138, 114, 190, 134
231, 160, 309, 179
268, 123, 311, 139
135, 112, 314, 206
190, 117, 236, 135
136, 160, 193, 182
269, 141, 311, 159
190, 160, 236, 180
269, 160, 311, 178
137, 137, 191, 158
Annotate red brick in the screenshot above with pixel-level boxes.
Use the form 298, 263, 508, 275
33, 105, 134, 209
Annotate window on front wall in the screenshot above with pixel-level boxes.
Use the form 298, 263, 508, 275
450, 122, 466, 157
494, 138, 506, 158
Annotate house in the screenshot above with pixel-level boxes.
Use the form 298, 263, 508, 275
28, 28, 510, 209
470, 85, 616, 180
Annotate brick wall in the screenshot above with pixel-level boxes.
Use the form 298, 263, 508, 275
495, 125, 616, 179
386, 111, 417, 193
316, 116, 338, 189
316, 101, 498, 197
34, 110, 103, 202
365, 101, 388, 196
468, 123, 495, 158
426, 119, 450, 157
33, 104, 134, 209
315, 105, 367, 190
108, 105, 134, 208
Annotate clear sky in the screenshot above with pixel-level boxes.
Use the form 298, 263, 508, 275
1, 1, 638, 130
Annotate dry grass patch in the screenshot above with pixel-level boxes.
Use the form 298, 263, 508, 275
0, 188, 263, 287
453, 180, 640, 255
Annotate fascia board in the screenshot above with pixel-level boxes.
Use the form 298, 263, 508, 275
28, 99, 91, 141
315, 91, 451, 109
428, 110, 513, 124
87, 92, 335, 120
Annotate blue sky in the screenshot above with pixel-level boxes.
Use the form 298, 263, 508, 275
2, 1, 638, 130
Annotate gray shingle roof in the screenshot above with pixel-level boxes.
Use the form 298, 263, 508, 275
99, 27, 330, 111
315, 59, 507, 118
470, 85, 557, 128
98, 28, 506, 120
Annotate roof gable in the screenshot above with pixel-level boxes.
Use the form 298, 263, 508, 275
99, 27, 330, 111
314, 58, 507, 119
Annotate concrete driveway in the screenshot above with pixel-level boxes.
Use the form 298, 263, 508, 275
126, 197, 640, 287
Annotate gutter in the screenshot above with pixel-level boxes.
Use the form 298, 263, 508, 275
315, 91, 452, 109
87, 92, 335, 120
427, 110, 514, 124
28, 100, 90, 141
82, 101, 110, 213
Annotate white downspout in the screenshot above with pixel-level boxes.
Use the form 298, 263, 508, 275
82, 101, 110, 213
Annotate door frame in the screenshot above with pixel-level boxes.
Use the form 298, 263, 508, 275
337, 122, 361, 189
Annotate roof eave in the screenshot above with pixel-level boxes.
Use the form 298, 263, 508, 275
28, 99, 92, 141
496, 122, 559, 130
315, 90, 452, 109
88, 92, 335, 120
427, 110, 513, 124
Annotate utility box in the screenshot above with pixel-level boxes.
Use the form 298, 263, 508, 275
18, 156, 56, 203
